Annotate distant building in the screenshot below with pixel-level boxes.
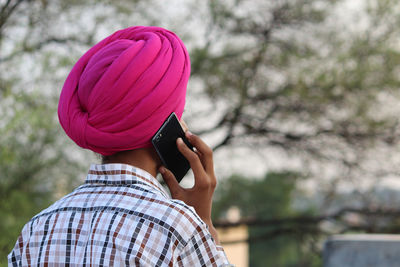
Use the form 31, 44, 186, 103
218, 225, 249, 267
217, 206, 249, 267
324, 234, 400, 267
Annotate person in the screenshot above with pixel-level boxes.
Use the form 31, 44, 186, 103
8, 26, 232, 266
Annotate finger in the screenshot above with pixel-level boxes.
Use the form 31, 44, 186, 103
185, 132, 214, 173
176, 138, 206, 177
179, 119, 189, 133
159, 166, 182, 198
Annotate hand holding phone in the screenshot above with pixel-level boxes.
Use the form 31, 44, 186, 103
152, 113, 194, 182
158, 132, 220, 244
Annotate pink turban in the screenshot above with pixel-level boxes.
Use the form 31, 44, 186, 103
58, 26, 190, 155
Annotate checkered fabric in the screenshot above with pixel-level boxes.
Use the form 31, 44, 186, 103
8, 163, 232, 266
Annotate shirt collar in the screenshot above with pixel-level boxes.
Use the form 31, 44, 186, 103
85, 163, 170, 198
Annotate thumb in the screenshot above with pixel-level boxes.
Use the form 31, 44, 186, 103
159, 166, 182, 198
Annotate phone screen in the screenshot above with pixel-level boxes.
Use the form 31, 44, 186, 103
151, 113, 193, 182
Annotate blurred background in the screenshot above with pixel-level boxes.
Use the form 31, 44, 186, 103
2, 0, 400, 266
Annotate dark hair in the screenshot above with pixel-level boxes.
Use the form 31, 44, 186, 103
101, 155, 109, 164
95, 152, 109, 164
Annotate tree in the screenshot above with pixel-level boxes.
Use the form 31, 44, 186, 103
0, 90, 83, 263
0, 0, 153, 264
188, 0, 400, 210
213, 173, 400, 266
213, 172, 321, 267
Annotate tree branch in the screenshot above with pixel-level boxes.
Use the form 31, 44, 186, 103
215, 207, 400, 228
0, 36, 89, 63
216, 207, 400, 244
0, 0, 26, 31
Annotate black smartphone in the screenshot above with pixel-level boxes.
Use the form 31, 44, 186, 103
152, 112, 194, 183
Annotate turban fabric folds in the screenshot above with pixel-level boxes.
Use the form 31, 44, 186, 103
58, 26, 190, 155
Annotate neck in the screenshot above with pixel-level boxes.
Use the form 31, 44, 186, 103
102, 147, 160, 178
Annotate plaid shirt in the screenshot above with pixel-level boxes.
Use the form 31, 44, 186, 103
8, 163, 232, 266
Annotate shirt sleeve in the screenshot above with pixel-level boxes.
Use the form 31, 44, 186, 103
175, 224, 233, 267
8, 221, 31, 267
